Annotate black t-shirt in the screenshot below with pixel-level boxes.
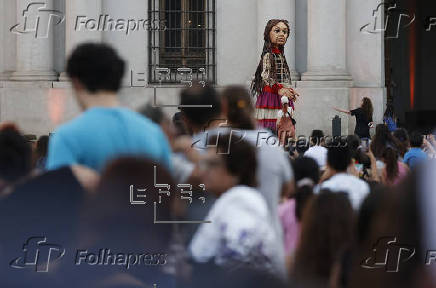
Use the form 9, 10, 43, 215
351, 108, 370, 138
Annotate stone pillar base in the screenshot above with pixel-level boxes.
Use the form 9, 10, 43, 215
10, 71, 58, 81
301, 70, 353, 82
297, 80, 354, 88
59, 72, 69, 82
0, 71, 11, 81
290, 70, 301, 82
292, 86, 351, 136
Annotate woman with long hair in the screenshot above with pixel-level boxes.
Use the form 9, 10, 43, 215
392, 128, 410, 159
189, 134, 287, 279
221, 86, 257, 131
279, 157, 319, 262
251, 19, 299, 132
370, 124, 402, 159
220, 86, 293, 276
334, 97, 374, 139
291, 190, 354, 287
381, 146, 409, 186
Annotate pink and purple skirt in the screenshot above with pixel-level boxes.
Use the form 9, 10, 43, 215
255, 91, 281, 131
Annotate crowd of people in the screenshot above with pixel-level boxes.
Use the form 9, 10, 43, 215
0, 43, 435, 288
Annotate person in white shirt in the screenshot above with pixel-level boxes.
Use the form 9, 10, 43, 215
304, 130, 328, 169
318, 138, 369, 210
192, 86, 293, 274
189, 134, 287, 279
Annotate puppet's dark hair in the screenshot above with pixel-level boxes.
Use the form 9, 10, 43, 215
251, 19, 291, 97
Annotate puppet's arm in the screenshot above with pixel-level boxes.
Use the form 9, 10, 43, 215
261, 53, 283, 94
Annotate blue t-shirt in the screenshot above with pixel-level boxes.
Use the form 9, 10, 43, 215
383, 116, 397, 132
46, 107, 172, 172
403, 147, 427, 169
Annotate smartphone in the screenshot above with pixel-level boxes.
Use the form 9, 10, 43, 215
355, 163, 363, 172
361, 138, 370, 153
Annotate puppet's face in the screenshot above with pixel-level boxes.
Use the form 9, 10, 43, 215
269, 22, 289, 46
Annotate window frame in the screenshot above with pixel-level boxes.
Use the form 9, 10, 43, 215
148, 0, 216, 85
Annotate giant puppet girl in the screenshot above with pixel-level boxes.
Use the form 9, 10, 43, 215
251, 19, 299, 132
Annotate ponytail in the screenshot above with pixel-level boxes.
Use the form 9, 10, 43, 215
383, 147, 399, 182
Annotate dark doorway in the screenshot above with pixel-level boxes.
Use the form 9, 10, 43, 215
386, 0, 436, 127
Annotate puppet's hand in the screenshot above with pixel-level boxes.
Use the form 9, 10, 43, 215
278, 88, 292, 98
288, 88, 299, 102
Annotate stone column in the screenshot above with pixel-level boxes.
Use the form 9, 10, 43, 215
0, 0, 6, 80
10, 0, 58, 81
301, 0, 352, 83
217, 0, 258, 86
257, 0, 299, 81
59, 0, 102, 81
101, 0, 147, 86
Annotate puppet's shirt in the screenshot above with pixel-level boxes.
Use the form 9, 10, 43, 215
261, 47, 292, 94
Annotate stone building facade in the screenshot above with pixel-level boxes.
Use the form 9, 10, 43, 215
0, 0, 386, 136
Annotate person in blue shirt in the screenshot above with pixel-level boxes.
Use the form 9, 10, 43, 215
403, 131, 427, 169
46, 43, 171, 172
383, 105, 397, 132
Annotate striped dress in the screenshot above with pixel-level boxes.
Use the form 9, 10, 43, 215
255, 47, 293, 132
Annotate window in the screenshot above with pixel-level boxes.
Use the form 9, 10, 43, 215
148, 0, 216, 85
